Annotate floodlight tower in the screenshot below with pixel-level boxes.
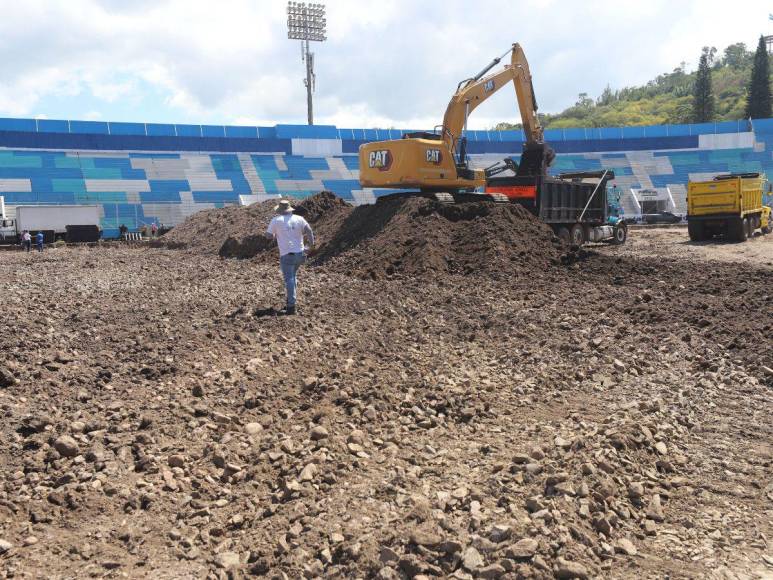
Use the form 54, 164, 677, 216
287, 2, 327, 125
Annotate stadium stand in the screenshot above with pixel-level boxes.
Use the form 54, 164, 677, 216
0, 117, 771, 237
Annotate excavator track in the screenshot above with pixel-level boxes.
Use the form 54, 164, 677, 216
375, 191, 510, 205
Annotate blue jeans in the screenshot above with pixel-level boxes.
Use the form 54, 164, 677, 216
279, 252, 306, 306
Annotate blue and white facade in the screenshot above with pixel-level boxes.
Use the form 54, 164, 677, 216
0, 117, 771, 237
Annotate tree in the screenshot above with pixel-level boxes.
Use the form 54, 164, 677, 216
693, 49, 715, 122
745, 35, 771, 119
723, 42, 749, 69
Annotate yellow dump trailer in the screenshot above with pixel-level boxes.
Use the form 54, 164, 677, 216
686, 173, 769, 241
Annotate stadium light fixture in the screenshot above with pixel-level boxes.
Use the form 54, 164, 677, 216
287, 2, 327, 125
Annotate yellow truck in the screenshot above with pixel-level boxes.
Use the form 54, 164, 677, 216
687, 172, 771, 242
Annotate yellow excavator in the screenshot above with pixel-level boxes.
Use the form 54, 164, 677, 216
358, 43, 555, 200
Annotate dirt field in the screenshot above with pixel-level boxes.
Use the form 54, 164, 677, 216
1, 218, 771, 579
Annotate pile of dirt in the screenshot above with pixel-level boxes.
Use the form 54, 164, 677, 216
315, 196, 564, 279
167, 191, 566, 279
161, 199, 278, 254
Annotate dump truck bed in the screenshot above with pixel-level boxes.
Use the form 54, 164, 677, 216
687, 174, 764, 218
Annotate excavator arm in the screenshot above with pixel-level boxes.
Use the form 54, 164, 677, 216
441, 43, 543, 155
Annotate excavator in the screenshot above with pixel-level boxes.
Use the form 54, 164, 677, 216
358, 43, 554, 201
358, 43, 627, 246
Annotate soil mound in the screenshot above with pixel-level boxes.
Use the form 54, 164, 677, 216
164, 191, 566, 278
161, 200, 277, 254
317, 196, 563, 279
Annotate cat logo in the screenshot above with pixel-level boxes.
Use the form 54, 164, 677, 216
483, 79, 495, 93
368, 149, 392, 171
425, 149, 442, 164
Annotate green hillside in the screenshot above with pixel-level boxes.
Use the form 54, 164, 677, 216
495, 42, 758, 130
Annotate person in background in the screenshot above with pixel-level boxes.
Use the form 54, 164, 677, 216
265, 199, 315, 315
140, 224, 148, 238
21, 230, 31, 252
119, 223, 128, 239
150, 222, 158, 238
35, 231, 44, 252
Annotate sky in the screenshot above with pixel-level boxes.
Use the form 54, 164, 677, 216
0, 0, 770, 130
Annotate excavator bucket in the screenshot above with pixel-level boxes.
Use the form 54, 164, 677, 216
517, 143, 555, 177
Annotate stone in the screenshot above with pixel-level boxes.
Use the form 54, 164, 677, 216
506, 538, 538, 559
613, 359, 626, 372
167, 454, 185, 468
23, 536, 38, 546
379, 546, 400, 565
654, 441, 668, 455
244, 422, 263, 435
489, 524, 511, 543
592, 515, 612, 536
615, 538, 637, 555
646, 494, 665, 522
643, 520, 658, 535
299, 463, 317, 482
410, 529, 442, 547
462, 546, 485, 571
477, 564, 506, 579
310, 425, 329, 440
512, 453, 530, 464
215, 551, 241, 569
53, 435, 80, 458
554, 558, 589, 579
191, 384, 204, 397
0, 539, 12, 554
628, 482, 644, 499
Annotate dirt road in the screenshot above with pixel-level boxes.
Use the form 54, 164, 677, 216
621, 226, 773, 268
0, 217, 771, 579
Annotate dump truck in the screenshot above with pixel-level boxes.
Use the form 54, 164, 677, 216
687, 173, 770, 241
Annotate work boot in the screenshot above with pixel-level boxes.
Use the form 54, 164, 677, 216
283, 305, 296, 316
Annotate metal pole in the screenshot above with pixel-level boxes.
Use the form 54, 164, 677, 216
305, 39, 314, 125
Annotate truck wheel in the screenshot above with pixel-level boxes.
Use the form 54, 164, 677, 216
744, 217, 753, 239
569, 224, 585, 246
687, 221, 705, 242
729, 218, 747, 242
556, 227, 571, 244
612, 224, 627, 245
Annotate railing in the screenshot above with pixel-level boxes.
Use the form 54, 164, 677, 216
0, 116, 767, 144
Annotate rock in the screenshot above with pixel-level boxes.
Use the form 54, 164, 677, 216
646, 494, 665, 522
628, 482, 644, 499
654, 441, 668, 455
215, 551, 241, 569
379, 546, 400, 565
310, 425, 329, 441
512, 453, 530, 464
643, 520, 658, 536
553, 481, 576, 496
22, 536, 38, 546
477, 563, 506, 578
410, 529, 442, 547
615, 538, 637, 555
613, 359, 626, 372
592, 515, 612, 536
489, 524, 511, 543
244, 422, 263, 435
53, 435, 80, 458
0, 366, 16, 387
0, 539, 12, 554
506, 538, 538, 559
462, 546, 485, 571
299, 463, 317, 482
460, 407, 476, 421
191, 384, 204, 397
167, 454, 185, 468
554, 558, 589, 579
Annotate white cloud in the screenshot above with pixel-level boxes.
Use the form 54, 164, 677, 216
0, 0, 769, 128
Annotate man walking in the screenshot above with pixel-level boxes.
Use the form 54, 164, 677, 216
21, 230, 31, 252
265, 199, 315, 315
35, 231, 44, 252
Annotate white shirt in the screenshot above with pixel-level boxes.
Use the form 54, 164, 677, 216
22, 232, 31, 242
266, 213, 314, 256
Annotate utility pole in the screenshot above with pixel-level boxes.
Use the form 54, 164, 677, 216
287, 2, 326, 125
